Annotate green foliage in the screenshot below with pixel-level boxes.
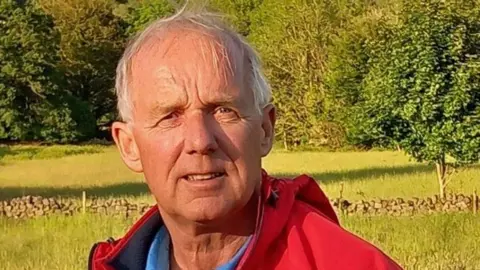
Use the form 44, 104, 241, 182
0, 0, 93, 142
39, 0, 128, 131
1, 0, 479, 156
248, 0, 325, 148
327, 0, 480, 194
366, 0, 479, 164
248, 0, 376, 148
122, 0, 174, 34
325, 6, 399, 148
209, 0, 263, 36
0, 144, 106, 161
123, 0, 263, 36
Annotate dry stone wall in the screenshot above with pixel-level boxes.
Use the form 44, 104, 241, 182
0, 193, 478, 219
333, 193, 477, 216
0, 196, 151, 219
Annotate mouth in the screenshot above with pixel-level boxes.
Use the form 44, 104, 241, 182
183, 172, 226, 182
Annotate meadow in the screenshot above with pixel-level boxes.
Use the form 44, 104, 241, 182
1, 145, 480, 269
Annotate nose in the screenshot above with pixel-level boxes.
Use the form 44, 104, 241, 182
183, 112, 219, 155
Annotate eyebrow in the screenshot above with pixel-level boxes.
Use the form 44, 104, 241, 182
203, 93, 246, 111
145, 90, 241, 118
147, 103, 181, 119
208, 94, 238, 105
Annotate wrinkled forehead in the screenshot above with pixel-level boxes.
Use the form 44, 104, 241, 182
128, 22, 248, 94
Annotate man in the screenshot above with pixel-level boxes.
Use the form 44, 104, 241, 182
89, 7, 403, 270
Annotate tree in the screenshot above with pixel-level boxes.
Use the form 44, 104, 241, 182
247, 0, 328, 148
329, 0, 480, 197
248, 0, 378, 149
324, 4, 399, 148
38, 0, 128, 137
0, 0, 93, 142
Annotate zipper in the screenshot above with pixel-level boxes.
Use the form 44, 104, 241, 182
236, 193, 266, 270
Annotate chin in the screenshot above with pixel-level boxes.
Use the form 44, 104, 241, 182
183, 199, 233, 223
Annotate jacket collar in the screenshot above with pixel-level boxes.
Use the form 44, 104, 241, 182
107, 206, 163, 270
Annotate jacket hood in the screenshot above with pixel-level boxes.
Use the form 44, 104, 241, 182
236, 170, 339, 269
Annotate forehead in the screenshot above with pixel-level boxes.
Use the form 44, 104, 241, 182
128, 24, 249, 106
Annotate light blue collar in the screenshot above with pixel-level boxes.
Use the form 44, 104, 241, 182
146, 226, 170, 270
146, 226, 251, 270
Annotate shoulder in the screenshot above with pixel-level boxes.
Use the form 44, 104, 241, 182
283, 200, 402, 269
260, 173, 402, 269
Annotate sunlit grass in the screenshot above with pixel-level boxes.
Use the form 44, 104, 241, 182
0, 145, 478, 201
341, 213, 480, 269
0, 214, 135, 270
1, 213, 479, 269
263, 151, 480, 200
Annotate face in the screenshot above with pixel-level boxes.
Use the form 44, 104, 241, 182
112, 28, 276, 223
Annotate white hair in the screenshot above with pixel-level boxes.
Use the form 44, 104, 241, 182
115, 6, 271, 122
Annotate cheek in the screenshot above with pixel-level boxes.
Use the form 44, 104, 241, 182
220, 121, 263, 178
221, 121, 259, 155
134, 129, 183, 191
239, 121, 263, 157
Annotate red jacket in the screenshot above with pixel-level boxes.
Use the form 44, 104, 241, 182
89, 171, 403, 270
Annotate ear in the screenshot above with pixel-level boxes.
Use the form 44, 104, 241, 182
111, 121, 143, 173
260, 104, 276, 157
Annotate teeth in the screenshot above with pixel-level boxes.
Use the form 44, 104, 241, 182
187, 173, 223, 181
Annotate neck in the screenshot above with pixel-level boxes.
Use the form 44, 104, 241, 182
159, 194, 259, 270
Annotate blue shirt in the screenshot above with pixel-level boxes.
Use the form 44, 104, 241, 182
146, 227, 251, 270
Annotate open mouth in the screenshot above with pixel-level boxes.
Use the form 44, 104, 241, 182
184, 172, 225, 182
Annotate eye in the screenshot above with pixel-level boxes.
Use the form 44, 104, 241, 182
162, 112, 178, 120
150, 111, 181, 128
217, 107, 234, 114
214, 106, 239, 121
215, 106, 238, 116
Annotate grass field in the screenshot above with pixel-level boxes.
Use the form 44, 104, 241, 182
1, 145, 480, 269
1, 145, 479, 201
1, 212, 479, 269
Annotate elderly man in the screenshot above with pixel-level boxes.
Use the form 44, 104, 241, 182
89, 8, 402, 270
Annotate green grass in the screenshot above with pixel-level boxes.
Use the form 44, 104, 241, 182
1, 213, 479, 269
0, 214, 133, 270
1, 145, 480, 269
341, 213, 480, 269
0, 145, 478, 201
0, 145, 151, 202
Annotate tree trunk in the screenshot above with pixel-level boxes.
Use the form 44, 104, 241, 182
435, 158, 447, 199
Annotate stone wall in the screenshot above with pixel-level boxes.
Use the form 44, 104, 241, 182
0, 193, 478, 219
0, 196, 151, 219
332, 193, 478, 216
